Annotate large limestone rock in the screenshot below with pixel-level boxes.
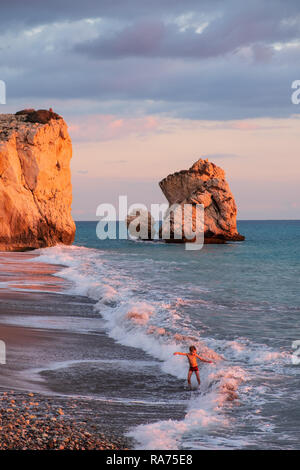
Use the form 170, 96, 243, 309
159, 158, 244, 243
0, 109, 75, 251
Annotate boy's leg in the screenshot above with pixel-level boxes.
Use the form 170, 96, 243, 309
195, 371, 201, 386
187, 370, 193, 386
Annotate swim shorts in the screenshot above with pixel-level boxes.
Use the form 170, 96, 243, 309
189, 366, 199, 372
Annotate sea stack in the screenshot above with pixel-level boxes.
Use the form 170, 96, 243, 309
159, 158, 245, 243
126, 209, 155, 240
0, 109, 75, 251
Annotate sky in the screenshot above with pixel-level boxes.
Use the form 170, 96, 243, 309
0, 0, 299, 220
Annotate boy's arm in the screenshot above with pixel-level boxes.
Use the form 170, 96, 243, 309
173, 352, 187, 356
196, 354, 213, 363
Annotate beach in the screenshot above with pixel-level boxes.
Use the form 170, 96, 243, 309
0, 390, 129, 450
0, 251, 186, 450
1, 0, 299, 453
0, 252, 129, 449
0, 220, 299, 450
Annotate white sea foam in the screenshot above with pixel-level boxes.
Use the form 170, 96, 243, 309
33, 244, 289, 449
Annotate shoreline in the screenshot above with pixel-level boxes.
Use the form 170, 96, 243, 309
0, 251, 186, 450
0, 251, 132, 449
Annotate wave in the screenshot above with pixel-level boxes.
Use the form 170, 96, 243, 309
33, 244, 290, 449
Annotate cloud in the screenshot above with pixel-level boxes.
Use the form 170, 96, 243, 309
0, 1, 217, 28
206, 121, 289, 131
0, 1, 299, 121
75, 3, 300, 60
68, 114, 160, 141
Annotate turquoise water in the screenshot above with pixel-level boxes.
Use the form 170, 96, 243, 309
36, 220, 300, 449
75, 220, 300, 343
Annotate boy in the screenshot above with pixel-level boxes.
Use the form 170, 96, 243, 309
173, 345, 213, 388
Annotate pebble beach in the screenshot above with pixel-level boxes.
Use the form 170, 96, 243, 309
0, 390, 129, 450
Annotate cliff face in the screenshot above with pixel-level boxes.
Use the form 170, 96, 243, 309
159, 158, 244, 243
0, 110, 75, 251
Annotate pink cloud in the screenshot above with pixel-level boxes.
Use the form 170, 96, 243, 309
68, 114, 160, 141
194, 120, 289, 132
229, 121, 289, 131
231, 121, 260, 130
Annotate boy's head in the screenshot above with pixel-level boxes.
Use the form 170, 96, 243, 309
189, 345, 197, 353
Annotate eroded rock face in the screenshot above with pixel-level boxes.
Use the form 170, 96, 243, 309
159, 159, 244, 243
126, 208, 155, 240
0, 110, 75, 251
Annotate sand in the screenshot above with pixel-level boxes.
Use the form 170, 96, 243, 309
0, 252, 130, 449
0, 252, 185, 450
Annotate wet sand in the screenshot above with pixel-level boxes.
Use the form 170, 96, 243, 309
0, 252, 186, 449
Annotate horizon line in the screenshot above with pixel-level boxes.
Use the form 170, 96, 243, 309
73, 219, 300, 222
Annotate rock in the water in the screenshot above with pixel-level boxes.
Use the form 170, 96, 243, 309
126, 208, 155, 240
0, 110, 75, 251
159, 158, 244, 243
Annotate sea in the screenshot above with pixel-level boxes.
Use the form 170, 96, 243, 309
25, 220, 300, 449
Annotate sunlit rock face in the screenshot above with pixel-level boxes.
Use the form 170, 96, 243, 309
159, 158, 245, 244
126, 208, 156, 240
0, 109, 75, 251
